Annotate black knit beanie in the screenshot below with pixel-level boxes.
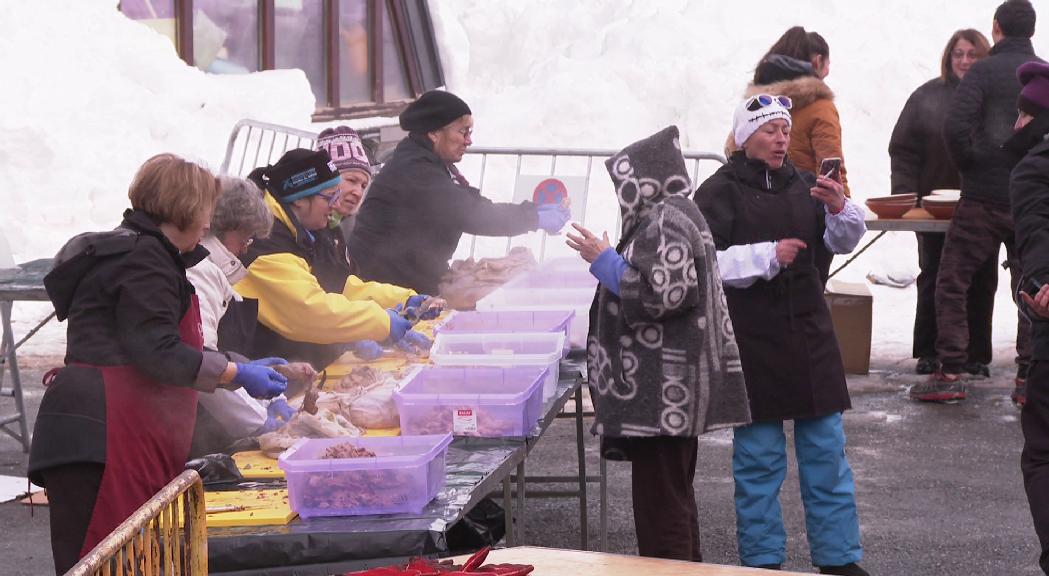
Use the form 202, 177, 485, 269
257, 149, 341, 203
399, 90, 472, 133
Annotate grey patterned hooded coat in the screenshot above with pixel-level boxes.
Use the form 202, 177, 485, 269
587, 127, 751, 440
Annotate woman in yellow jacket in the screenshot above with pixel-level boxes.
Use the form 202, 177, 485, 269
236, 148, 429, 369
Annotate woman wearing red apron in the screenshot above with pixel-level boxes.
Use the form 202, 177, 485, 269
28, 154, 289, 574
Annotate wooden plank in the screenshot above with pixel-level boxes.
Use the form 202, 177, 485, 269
864, 218, 950, 233
452, 547, 811, 576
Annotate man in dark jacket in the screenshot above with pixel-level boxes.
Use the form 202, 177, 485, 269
931, 0, 1041, 400
1010, 61, 1049, 575
348, 90, 571, 295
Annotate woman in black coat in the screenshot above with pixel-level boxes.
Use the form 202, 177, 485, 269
888, 29, 994, 378
694, 96, 868, 575
29, 155, 288, 573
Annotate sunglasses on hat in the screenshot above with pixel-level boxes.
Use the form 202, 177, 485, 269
746, 94, 793, 112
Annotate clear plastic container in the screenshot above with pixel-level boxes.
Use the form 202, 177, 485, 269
504, 268, 597, 291
278, 433, 453, 518
433, 310, 575, 356
475, 287, 595, 350
393, 366, 546, 437
430, 332, 565, 400
539, 257, 590, 273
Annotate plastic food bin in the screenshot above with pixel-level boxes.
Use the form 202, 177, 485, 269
393, 366, 546, 438
278, 433, 453, 518
475, 287, 595, 350
430, 332, 565, 400
433, 310, 575, 356
504, 268, 597, 291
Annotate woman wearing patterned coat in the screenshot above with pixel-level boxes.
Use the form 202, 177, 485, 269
566, 126, 751, 562
694, 96, 868, 575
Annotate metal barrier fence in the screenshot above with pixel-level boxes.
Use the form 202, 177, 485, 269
66, 470, 207, 576
219, 119, 726, 262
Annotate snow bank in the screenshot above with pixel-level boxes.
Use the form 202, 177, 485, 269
0, 0, 315, 355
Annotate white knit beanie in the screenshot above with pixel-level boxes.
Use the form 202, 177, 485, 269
732, 96, 793, 148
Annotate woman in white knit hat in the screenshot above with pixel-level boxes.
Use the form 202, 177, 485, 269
694, 96, 869, 575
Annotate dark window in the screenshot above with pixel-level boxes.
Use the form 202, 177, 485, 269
118, 0, 444, 119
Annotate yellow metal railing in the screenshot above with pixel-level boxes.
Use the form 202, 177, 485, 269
66, 469, 207, 576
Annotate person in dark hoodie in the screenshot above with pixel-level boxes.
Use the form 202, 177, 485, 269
28, 154, 289, 573
726, 26, 850, 285
566, 126, 751, 562
919, 0, 1042, 404
888, 29, 995, 377
1009, 60, 1049, 575
348, 90, 572, 295
696, 96, 868, 575
236, 148, 428, 369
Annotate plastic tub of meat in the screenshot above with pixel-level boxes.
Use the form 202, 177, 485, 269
475, 287, 595, 350
393, 366, 546, 438
430, 332, 565, 400
278, 433, 453, 518
433, 310, 575, 356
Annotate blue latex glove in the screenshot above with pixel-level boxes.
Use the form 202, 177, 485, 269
248, 357, 288, 368
589, 247, 628, 296
537, 204, 571, 234
387, 309, 412, 342
349, 339, 384, 361
402, 294, 442, 321
395, 330, 433, 355
258, 398, 295, 434
405, 295, 429, 309
233, 363, 288, 399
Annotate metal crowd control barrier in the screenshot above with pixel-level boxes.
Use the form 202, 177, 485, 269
459, 146, 726, 262
66, 470, 207, 576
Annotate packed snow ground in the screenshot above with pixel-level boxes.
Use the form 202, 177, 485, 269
2, 0, 1045, 363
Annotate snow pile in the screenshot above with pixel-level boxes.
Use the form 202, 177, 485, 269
0, 0, 315, 356
0, 0, 315, 262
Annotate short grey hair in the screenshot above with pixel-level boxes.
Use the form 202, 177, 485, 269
210, 176, 273, 239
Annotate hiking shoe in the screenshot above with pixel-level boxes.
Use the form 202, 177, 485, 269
915, 357, 939, 375
909, 372, 966, 402
963, 362, 990, 378
819, 563, 870, 576
1013, 378, 1027, 407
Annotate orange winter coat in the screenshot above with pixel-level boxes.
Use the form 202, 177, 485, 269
726, 76, 851, 197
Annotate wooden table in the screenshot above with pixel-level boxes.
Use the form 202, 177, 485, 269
453, 547, 810, 575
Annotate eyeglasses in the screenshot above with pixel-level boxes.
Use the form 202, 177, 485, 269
453, 127, 473, 138
746, 94, 793, 112
317, 189, 343, 208
951, 50, 977, 60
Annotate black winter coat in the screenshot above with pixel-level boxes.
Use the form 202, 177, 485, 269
694, 154, 850, 421
348, 135, 540, 295
1012, 137, 1049, 361
889, 76, 962, 198
944, 37, 1042, 208
29, 210, 229, 481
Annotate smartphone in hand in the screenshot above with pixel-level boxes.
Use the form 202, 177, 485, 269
819, 157, 842, 183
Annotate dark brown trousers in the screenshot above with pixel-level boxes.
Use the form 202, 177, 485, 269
915, 231, 996, 362
629, 436, 702, 562
40, 463, 104, 575
935, 199, 1032, 373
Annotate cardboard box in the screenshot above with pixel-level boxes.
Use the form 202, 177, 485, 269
824, 280, 872, 375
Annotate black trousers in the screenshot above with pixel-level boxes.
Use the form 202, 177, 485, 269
629, 436, 702, 562
914, 232, 996, 362
1023, 361, 1049, 575
40, 463, 105, 575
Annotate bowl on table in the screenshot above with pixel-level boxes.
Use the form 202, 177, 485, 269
928, 189, 961, 201
865, 194, 917, 219
921, 197, 957, 220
